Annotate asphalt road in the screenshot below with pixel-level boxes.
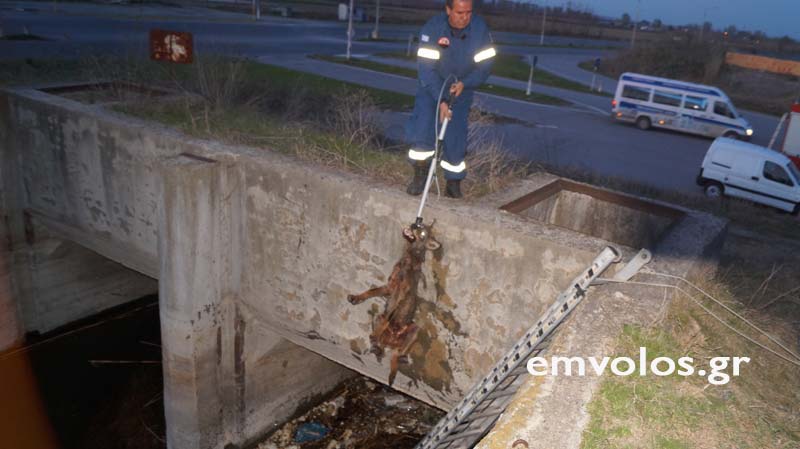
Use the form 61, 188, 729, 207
0, 1, 782, 195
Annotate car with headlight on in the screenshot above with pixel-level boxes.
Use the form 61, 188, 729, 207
612, 72, 753, 141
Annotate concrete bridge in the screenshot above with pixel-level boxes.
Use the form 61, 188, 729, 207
0, 85, 727, 449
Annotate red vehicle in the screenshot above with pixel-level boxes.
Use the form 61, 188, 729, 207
779, 102, 800, 168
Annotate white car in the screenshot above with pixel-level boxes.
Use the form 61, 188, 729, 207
697, 137, 800, 214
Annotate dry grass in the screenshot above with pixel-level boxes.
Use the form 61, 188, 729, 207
461, 105, 531, 197
582, 233, 800, 449
591, 42, 799, 116
105, 56, 530, 198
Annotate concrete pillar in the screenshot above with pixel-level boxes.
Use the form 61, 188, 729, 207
159, 155, 353, 449
0, 216, 23, 351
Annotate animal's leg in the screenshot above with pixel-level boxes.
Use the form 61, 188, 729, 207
369, 315, 388, 362
348, 285, 390, 305
389, 352, 401, 386
396, 324, 420, 365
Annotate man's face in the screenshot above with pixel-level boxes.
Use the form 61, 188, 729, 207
446, 0, 472, 30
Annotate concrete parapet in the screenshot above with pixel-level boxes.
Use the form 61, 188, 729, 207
158, 154, 354, 449
0, 85, 729, 449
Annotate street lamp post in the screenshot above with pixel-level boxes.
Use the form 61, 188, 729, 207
372, 0, 380, 39
346, 0, 354, 60
539, 1, 547, 46
630, 0, 640, 49
699, 6, 718, 42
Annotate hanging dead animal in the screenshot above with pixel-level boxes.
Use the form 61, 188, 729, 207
348, 221, 441, 386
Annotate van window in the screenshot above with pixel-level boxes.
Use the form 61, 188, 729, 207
788, 163, 800, 184
621, 85, 651, 101
763, 161, 794, 186
684, 96, 708, 111
714, 101, 736, 119
653, 90, 682, 107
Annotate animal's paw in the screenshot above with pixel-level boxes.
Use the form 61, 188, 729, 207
347, 294, 359, 304
397, 355, 410, 365
370, 344, 385, 362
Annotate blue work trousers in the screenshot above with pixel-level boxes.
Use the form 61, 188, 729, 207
405, 86, 473, 180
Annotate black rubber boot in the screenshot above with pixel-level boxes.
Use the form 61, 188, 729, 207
445, 179, 463, 199
406, 163, 428, 196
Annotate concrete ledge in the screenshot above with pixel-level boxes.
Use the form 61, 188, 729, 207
0, 85, 730, 449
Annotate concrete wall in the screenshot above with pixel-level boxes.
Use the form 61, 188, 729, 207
0, 86, 728, 449
0, 208, 22, 351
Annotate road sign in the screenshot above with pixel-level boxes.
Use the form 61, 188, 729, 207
150, 30, 193, 64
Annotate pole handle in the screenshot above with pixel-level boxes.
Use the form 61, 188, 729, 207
438, 117, 450, 141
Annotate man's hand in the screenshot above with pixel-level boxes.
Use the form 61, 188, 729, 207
439, 101, 452, 123
449, 81, 464, 98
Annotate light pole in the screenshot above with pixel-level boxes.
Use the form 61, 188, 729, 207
346, 0, 354, 60
372, 0, 380, 39
699, 6, 718, 42
630, 0, 640, 49
539, 1, 547, 46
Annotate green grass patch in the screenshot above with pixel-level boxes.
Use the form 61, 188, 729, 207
235, 61, 414, 110
311, 54, 569, 106
377, 51, 610, 97
495, 40, 618, 50
0, 59, 86, 87
580, 285, 800, 449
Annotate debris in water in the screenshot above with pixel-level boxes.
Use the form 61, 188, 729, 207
294, 422, 330, 443
256, 377, 443, 449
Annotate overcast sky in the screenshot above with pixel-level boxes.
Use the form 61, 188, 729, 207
549, 0, 800, 39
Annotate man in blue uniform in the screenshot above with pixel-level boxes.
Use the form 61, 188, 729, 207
406, 0, 496, 198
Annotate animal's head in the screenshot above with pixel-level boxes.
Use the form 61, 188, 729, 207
402, 220, 441, 253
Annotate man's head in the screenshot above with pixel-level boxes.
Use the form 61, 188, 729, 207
446, 0, 473, 30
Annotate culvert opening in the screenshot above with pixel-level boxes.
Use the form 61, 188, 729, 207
500, 179, 685, 249
39, 82, 167, 105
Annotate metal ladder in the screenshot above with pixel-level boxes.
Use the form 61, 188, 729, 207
415, 246, 636, 449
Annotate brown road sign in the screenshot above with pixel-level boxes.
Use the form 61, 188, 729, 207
150, 29, 193, 64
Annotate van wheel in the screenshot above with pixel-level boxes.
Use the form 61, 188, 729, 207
636, 116, 651, 130
704, 182, 724, 199
723, 131, 739, 140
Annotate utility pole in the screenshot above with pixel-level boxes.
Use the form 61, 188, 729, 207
699, 6, 718, 42
372, 0, 380, 39
630, 0, 640, 49
539, 1, 547, 46
252, 0, 260, 20
346, 0, 354, 60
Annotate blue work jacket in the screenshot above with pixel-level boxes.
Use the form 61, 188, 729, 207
416, 12, 495, 102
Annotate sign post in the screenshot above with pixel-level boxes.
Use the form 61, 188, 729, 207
590, 57, 601, 91
526, 55, 538, 96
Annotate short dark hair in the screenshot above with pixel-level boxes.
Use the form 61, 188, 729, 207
446, 0, 471, 9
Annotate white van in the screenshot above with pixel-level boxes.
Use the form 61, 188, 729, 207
697, 137, 800, 214
612, 73, 753, 140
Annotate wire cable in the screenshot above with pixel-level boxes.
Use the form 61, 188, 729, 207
644, 269, 800, 362
597, 278, 800, 368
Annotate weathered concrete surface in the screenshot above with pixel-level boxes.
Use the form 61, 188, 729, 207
0, 90, 160, 334
0, 212, 23, 351
477, 183, 728, 448
158, 156, 354, 448
0, 85, 729, 449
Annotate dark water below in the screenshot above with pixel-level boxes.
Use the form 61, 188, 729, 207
0, 296, 166, 449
